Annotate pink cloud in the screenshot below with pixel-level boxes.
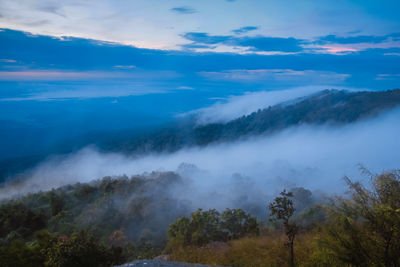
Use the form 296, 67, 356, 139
0, 70, 180, 81
316, 40, 400, 54
321, 46, 359, 53
0, 70, 134, 81
0, 59, 17, 63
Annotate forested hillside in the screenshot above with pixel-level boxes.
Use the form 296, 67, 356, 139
1, 89, 400, 182
1, 89, 400, 266
109, 89, 400, 153
1, 169, 400, 266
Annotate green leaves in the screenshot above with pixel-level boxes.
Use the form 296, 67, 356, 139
44, 231, 122, 267
269, 190, 295, 223
0, 202, 47, 240
319, 170, 400, 266
269, 190, 298, 267
167, 208, 259, 247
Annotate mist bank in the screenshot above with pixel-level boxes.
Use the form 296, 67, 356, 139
107, 88, 400, 155
1, 107, 399, 206
2, 88, 399, 181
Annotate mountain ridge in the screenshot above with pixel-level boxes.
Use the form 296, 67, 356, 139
108, 89, 400, 154
1, 88, 400, 182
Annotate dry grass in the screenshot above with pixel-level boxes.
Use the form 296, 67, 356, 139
168, 230, 322, 267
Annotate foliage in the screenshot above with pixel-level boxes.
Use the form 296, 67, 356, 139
167, 208, 259, 247
0, 202, 47, 240
0, 230, 126, 267
1, 169, 400, 266
220, 208, 259, 240
0, 239, 44, 267
269, 190, 298, 267
0, 172, 188, 266
315, 170, 400, 266
44, 231, 123, 267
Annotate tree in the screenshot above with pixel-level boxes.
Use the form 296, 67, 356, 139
108, 230, 127, 247
269, 190, 298, 267
0, 239, 44, 267
48, 192, 65, 216
184, 209, 223, 246
167, 216, 192, 246
220, 208, 259, 240
319, 170, 400, 266
167, 208, 259, 247
0, 203, 47, 239
44, 231, 123, 267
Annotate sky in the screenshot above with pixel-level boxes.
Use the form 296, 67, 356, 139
0, 0, 400, 160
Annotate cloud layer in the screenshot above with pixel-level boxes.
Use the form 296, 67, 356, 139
2, 107, 399, 204
170, 7, 196, 14
1, 0, 399, 51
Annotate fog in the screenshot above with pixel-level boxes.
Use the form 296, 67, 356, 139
1, 106, 399, 208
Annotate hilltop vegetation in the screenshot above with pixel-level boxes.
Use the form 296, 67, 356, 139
1, 169, 400, 266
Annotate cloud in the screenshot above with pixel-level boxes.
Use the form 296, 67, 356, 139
0, 58, 16, 63
183, 32, 231, 45
0, 69, 180, 82
36, 2, 65, 17
170, 7, 196, 14
320, 46, 359, 54
0, 85, 167, 102
2, 108, 400, 203
1, 29, 400, 95
113, 65, 136, 69
1, 87, 165, 101
232, 26, 259, 35
238, 36, 304, 52
384, 52, 400, 56
0, 69, 184, 101
310, 33, 400, 54
375, 73, 400, 81
318, 34, 388, 44
176, 86, 195, 90
0, 0, 399, 52
198, 69, 350, 84
180, 43, 216, 50
183, 32, 305, 52
0, 70, 113, 81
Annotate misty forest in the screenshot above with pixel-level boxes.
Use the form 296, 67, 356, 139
1, 0, 400, 266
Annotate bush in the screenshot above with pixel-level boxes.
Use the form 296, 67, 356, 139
167, 208, 259, 247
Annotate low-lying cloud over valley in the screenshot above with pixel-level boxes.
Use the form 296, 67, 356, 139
2, 105, 399, 210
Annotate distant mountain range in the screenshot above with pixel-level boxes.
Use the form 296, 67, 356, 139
104, 89, 400, 154
1, 88, 400, 181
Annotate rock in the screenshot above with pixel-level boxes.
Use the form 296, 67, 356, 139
114, 259, 222, 267
154, 254, 171, 261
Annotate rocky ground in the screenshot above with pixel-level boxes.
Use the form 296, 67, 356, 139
115, 260, 222, 267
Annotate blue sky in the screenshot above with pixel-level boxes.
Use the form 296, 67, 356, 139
0, 0, 400, 159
